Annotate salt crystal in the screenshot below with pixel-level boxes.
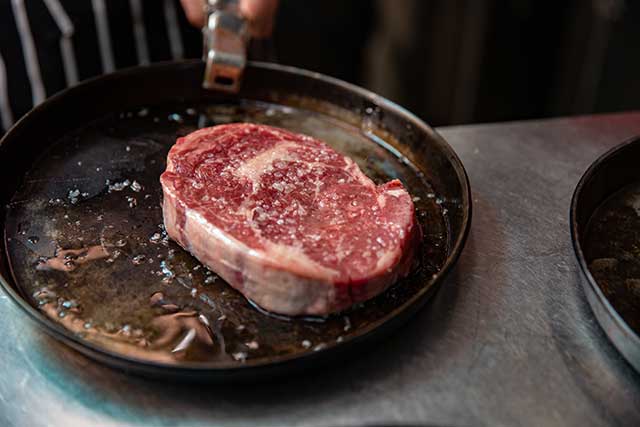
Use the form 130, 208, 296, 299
126, 196, 137, 208
132, 255, 146, 265
130, 181, 143, 192
68, 189, 81, 204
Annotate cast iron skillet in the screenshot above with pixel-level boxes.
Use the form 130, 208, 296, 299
0, 60, 471, 381
571, 136, 640, 373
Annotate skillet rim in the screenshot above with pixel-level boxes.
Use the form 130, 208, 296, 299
569, 136, 640, 361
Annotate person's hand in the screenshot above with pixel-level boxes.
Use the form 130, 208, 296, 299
180, 0, 279, 38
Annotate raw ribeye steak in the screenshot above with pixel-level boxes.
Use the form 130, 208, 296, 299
160, 123, 420, 316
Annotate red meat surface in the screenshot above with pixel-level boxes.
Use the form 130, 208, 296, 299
160, 124, 420, 315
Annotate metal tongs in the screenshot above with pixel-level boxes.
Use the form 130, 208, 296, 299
202, 0, 249, 93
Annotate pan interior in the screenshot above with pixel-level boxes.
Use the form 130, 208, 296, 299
5, 100, 449, 367
585, 180, 640, 334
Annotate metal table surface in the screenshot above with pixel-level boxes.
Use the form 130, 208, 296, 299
3, 112, 640, 427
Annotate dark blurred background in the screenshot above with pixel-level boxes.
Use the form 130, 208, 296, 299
272, 0, 639, 126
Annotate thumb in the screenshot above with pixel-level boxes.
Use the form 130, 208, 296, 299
180, 0, 279, 39
180, 0, 205, 27
239, 0, 279, 38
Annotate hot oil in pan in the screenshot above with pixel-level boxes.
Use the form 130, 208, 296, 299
5, 102, 449, 366
585, 181, 640, 334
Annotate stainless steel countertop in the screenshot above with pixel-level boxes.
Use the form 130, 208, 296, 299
3, 112, 640, 427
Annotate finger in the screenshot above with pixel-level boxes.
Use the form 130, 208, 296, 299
180, 0, 205, 27
240, 0, 279, 38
